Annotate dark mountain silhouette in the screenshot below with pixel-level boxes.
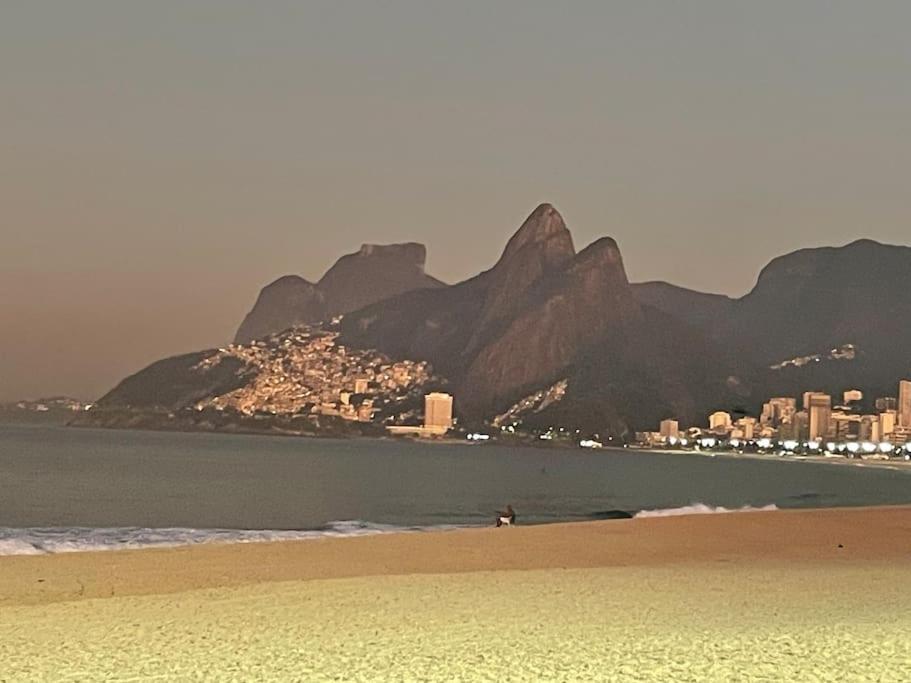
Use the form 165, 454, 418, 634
235, 276, 327, 345
720, 239, 911, 363
719, 239, 911, 407
637, 239, 911, 412
235, 243, 443, 344
632, 281, 734, 330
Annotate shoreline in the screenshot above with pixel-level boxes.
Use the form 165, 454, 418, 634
643, 444, 911, 471
3, 505, 910, 607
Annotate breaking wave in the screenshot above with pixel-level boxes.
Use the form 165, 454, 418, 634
634, 503, 779, 518
0, 521, 470, 556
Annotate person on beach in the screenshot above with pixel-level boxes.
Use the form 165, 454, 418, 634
496, 505, 516, 527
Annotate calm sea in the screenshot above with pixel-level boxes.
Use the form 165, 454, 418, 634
1, 422, 910, 554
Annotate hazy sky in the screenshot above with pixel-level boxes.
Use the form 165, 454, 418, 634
2, 1, 910, 401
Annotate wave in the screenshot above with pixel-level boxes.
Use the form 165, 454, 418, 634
0, 521, 470, 556
634, 503, 779, 518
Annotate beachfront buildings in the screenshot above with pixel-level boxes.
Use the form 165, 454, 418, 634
709, 411, 732, 432
660, 419, 680, 440
649, 379, 911, 455
386, 391, 455, 438
424, 392, 454, 433
806, 393, 832, 441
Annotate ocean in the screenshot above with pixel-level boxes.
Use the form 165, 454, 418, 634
2, 422, 910, 555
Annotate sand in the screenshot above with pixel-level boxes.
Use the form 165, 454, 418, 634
2, 507, 910, 681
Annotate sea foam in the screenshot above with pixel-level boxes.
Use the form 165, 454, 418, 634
0, 521, 467, 556
634, 503, 779, 518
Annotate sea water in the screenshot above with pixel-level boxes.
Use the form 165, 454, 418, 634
1, 422, 910, 554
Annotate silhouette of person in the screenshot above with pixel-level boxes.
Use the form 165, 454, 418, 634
496, 504, 516, 527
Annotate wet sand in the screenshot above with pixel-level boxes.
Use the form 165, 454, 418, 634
2, 506, 910, 681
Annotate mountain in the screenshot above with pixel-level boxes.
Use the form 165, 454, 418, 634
632, 281, 734, 329
235, 276, 327, 346
716, 239, 911, 404
76, 326, 443, 436
721, 239, 911, 363
641, 239, 911, 409
234, 243, 444, 344
340, 204, 743, 429
86, 206, 911, 437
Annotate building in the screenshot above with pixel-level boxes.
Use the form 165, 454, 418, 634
734, 416, 756, 440
842, 389, 863, 405
859, 415, 881, 443
708, 411, 732, 432
386, 392, 454, 438
875, 396, 897, 412
806, 393, 832, 441
832, 412, 861, 440
899, 380, 911, 428
424, 392, 453, 433
880, 409, 897, 437
659, 419, 680, 440
760, 397, 796, 427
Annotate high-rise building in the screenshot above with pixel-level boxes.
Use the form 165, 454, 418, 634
899, 380, 911, 428
659, 419, 680, 440
424, 392, 453, 433
880, 410, 897, 437
761, 397, 797, 427
806, 393, 832, 441
709, 411, 732, 432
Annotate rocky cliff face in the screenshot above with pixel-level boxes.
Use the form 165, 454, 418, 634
234, 243, 444, 344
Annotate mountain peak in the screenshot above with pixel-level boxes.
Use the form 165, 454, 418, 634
499, 203, 574, 262
571, 237, 623, 271
353, 242, 428, 268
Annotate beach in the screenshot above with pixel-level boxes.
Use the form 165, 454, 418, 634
2, 506, 910, 681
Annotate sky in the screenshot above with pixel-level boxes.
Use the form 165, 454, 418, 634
2, 1, 910, 401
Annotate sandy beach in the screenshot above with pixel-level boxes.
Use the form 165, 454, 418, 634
2, 506, 910, 681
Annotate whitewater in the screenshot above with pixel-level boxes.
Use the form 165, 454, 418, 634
0, 505, 785, 556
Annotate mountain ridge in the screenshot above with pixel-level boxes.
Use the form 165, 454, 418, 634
234, 242, 444, 344
87, 210, 911, 436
